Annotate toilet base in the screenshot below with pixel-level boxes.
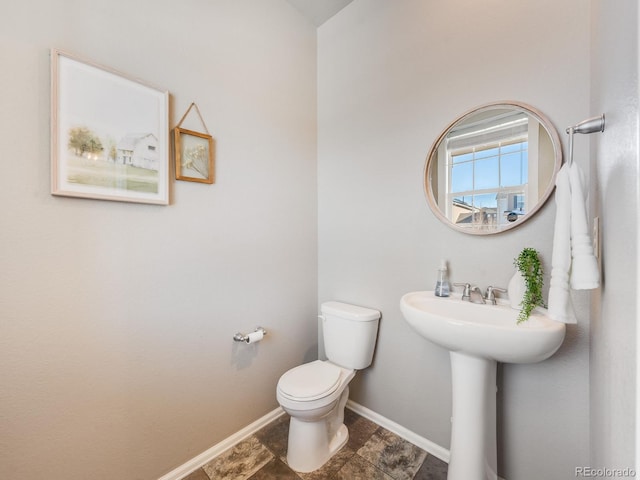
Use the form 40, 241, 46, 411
286, 419, 349, 472
285, 387, 351, 473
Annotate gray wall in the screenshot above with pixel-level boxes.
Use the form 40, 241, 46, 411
1, 1, 637, 479
590, 0, 639, 471
318, 1, 592, 478
0, 1, 318, 479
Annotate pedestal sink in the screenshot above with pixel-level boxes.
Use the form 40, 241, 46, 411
400, 291, 566, 480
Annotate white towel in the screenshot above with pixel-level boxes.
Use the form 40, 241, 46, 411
549, 165, 575, 323
569, 162, 600, 289
548, 162, 600, 324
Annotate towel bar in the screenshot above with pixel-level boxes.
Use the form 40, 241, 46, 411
566, 114, 605, 165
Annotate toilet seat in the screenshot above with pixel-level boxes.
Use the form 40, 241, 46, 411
277, 360, 342, 401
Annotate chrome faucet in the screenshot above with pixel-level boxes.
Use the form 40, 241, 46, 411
454, 283, 506, 305
484, 286, 507, 305
469, 286, 486, 304
453, 283, 486, 304
453, 282, 471, 301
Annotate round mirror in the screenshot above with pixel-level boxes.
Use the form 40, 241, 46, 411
424, 101, 562, 235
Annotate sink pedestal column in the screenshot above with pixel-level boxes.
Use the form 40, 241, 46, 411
448, 351, 498, 480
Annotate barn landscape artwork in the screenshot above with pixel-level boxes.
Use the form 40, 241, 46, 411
65, 126, 159, 193
51, 50, 169, 204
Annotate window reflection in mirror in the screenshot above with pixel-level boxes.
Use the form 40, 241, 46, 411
426, 103, 560, 235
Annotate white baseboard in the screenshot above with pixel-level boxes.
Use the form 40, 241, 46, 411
157, 407, 286, 480
346, 400, 451, 464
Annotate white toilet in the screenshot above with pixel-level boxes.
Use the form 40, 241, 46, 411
276, 301, 380, 473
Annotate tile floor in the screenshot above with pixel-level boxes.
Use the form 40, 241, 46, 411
181, 409, 448, 480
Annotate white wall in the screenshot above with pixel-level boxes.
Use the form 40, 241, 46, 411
590, 0, 639, 471
318, 1, 591, 478
0, 1, 318, 479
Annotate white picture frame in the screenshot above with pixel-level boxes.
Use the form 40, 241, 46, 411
51, 49, 169, 205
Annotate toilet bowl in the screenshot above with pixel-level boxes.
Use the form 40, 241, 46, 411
276, 360, 355, 472
276, 301, 380, 473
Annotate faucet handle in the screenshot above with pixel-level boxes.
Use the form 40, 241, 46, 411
485, 286, 507, 305
453, 282, 471, 300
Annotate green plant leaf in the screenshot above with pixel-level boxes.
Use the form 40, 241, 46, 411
513, 248, 545, 323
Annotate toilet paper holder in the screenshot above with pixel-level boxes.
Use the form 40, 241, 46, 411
233, 327, 267, 344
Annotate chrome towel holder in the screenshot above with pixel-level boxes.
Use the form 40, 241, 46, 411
566, 114, 605, 165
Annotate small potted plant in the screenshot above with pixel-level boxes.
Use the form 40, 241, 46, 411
511, 248, 545, 324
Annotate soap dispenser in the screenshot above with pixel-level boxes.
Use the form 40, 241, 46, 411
435, 259, 450, 297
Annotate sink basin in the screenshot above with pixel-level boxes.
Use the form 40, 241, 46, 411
400, 291, 566, 480
400, 291, 565, 363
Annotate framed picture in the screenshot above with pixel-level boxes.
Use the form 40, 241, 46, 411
174, 127, 215, 184
51, 49, 169, 205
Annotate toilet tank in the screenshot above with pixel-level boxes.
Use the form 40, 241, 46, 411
321, 301, 380, 370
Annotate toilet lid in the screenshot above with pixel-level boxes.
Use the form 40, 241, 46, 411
278, 360, 342, 401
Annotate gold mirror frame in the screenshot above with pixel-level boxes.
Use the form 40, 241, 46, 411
424, 101, 562, 235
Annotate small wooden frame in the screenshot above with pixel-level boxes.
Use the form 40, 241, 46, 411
174, 127, 215, 184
